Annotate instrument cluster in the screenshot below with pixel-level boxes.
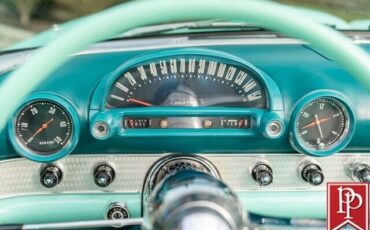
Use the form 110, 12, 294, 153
7, 51, 356, 162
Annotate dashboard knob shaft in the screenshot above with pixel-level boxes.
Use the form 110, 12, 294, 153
301, 163, 324, 185
40, 164, 63, 188
251, 163, 273, 186
94, 163, 115, 187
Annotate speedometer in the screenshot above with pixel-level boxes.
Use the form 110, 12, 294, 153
106, 56, 267, 108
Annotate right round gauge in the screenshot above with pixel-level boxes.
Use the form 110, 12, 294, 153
290, 91, 355, 156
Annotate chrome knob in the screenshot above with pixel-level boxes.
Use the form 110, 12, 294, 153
301, 163, 324, 185
350, 163, 370, 182
251, 163, 273, 186
40, 164, 63, 188
106, 203, 129, 220
94, 163, 115, 187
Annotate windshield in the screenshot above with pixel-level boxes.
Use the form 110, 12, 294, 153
1, 0, 370, 50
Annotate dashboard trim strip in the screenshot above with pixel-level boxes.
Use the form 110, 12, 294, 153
0, 153, 367, 200
1, 38, 370, 74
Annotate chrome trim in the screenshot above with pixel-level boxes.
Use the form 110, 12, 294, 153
0, 50, 33, 74
74, 37, 306, 56
0, 153, 368, 199
73, 37, 370, 56
23, 218, 143, 230
143, 154, 221, 196
144, 170, 246, 230
19, 216, 327, 229
1, 36, 370, 73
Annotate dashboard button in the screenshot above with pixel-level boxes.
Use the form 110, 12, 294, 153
300, 163, 324, 185
266, 120, 283, 138
106, 202, 130, 228
349, 162, 370, 182
251, 163, 273, 186
94, 163, 115, 187
92, 121, 110, 139
40, 164, 63, 188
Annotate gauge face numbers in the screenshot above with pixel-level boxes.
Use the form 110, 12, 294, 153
106, 56, 267, 108
295, 98, 348, 150
15, 101, 72, 155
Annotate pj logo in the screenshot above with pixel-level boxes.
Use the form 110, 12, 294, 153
328, 183, 369, 230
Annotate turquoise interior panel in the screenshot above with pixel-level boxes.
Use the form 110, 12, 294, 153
1, 43, 370, 160
0, 194, 141, 224
0, 191, 325, 224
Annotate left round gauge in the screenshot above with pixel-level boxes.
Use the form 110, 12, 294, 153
15, 101, 72, 154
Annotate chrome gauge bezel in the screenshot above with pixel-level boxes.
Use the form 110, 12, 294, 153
290, 91, 355, 157
8, 93, 80, 162
89, 49, 285, 144
296, 98, 349, 150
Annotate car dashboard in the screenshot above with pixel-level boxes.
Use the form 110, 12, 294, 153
1, 31, 370, 226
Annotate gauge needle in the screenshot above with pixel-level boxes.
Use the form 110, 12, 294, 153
301, 117, 332, 129
28, 118, 54, 143
315, 114, 324, 139
128, 98, 153, 107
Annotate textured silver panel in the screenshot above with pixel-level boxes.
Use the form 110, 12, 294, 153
0, 153, 369, 199
206, 154, 368, 191
0, 154, 159, 197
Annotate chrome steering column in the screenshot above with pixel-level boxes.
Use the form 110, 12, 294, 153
143, 169, 248, 230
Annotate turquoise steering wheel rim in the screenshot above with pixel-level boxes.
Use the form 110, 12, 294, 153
1, 0, 370, 129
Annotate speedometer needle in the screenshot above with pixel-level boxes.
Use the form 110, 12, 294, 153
128, 98, 153, 107
27, 118, 54, 143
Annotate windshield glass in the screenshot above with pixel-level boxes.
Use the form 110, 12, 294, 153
1, 0, 370, 50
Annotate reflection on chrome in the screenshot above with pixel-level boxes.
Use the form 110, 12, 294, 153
143, 170, 247, 230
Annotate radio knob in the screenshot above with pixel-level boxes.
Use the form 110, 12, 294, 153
94, 163, 115, 187
301, 163, 324, 185
251, 163, 273, 186
40, 164, 63, 188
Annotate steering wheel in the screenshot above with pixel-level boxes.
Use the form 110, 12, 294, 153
1, 0, 370, 129
1, 0, 370, 224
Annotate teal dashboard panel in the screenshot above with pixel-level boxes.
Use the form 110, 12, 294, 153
1, 41, 369, 160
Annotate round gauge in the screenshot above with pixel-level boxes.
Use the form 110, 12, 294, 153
15, 101, 73, 155
295, 97, 349, 151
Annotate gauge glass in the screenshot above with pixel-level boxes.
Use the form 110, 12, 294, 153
106, 56, 267, 108
295, 98, 348, 150
15, 101, 73, 155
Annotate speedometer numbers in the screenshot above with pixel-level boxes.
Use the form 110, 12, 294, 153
15, 101, 72, 155
106, 57, 267, 108
291, 95, 354, 156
